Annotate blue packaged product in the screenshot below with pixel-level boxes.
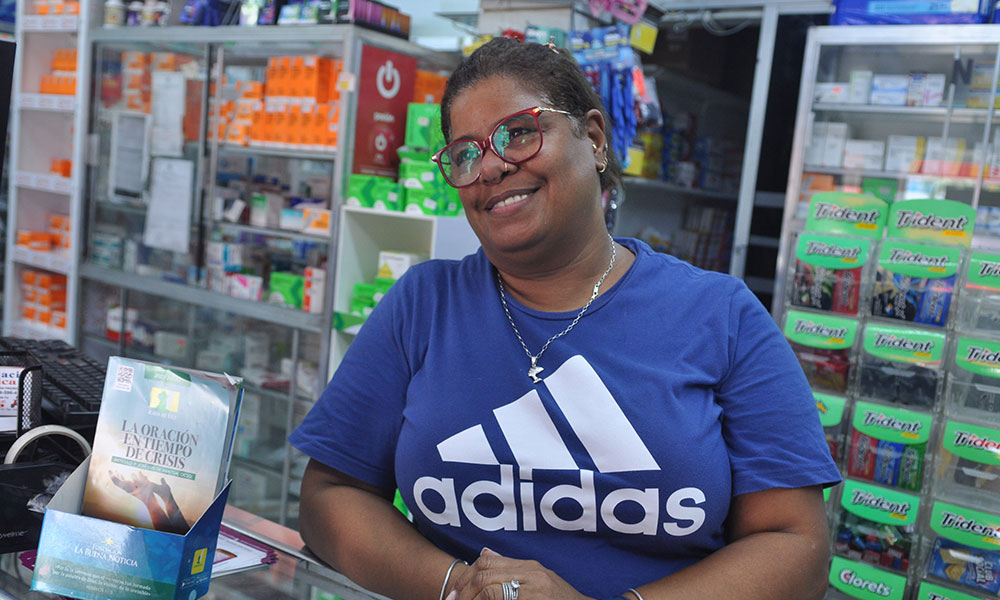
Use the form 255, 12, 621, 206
831, 0, 991, 25
928, 537, 1000, 594
874, 439, 903, 487
915, 275, 955, 327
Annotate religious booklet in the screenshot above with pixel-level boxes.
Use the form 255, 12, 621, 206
81, 356, 243, 534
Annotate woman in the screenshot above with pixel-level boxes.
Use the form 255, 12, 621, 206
290, 38, 841, 600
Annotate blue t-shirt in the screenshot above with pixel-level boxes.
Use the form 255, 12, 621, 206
289, 238, 841, 598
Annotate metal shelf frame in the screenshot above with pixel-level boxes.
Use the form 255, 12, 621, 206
80, 262, 327, 333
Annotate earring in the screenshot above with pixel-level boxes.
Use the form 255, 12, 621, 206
592, 143, 607, 174
503, 162, 509, 172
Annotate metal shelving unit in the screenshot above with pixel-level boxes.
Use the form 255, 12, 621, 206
3, 0, 94, 344
774, 24, 1000, 314
76, 24, 459, 527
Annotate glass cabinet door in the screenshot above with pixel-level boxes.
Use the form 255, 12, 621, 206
798, 41, 998, 222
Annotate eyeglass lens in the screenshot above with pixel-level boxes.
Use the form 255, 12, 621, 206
440, 111, 542, 187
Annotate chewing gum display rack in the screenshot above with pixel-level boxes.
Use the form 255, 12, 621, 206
782, 193, 1000, 600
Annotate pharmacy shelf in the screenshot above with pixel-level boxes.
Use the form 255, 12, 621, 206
212, 221, 332, 244
220, 144, 338, 162
21, 15, 79, 32
96, 199, 147, 216
622, 176, 738, 202
18, 92, 76, 112
15, 171, 73, 195
80, 263, 328, 333
813, 102, 990, 120
12, 246, 71, 273
803, 165, 1000, 190
10, 319, 69, 342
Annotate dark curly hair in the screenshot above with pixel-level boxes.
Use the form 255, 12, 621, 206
440, 37, 622, 192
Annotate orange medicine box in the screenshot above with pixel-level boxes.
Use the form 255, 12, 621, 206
51, 311, 67, 329
21, 269, 37, 287
21, 305, 37, 322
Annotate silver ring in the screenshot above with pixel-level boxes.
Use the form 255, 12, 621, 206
501, 580, 520, 600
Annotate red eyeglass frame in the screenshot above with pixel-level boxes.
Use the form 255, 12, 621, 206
431, 106, 573, 188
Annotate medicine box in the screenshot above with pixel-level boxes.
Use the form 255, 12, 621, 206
922, 137, 966, 176
32, 456, 231, 600
884, 136, 925, 174
870, 75, 909, 106
848, 70, 873, 104
842, 140, 885, 171
845, 400, 933, 492
814, 82, 849, 104
267, 272, 304, 309
404, 103, 440, 150
250, 192, 283, 228
376, 250, 424, 280
916, 498, 1000, 599
855, 323, 946, 411
783, 309, 858, 394
822, 122, 849, 168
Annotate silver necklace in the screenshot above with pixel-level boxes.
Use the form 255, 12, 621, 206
497, 234, 617, 384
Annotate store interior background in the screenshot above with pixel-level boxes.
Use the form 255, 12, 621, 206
0, 1, 841, 529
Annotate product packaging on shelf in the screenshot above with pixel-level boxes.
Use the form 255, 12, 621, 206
783, 309, 859, 394
376, 250, 424, 281
817, 392, 849, 464
855, 323, 947, 410
833, 479, 922, 577
884, 135, 925, 174
828, 555, 910, 600
870, 75, 910, 106
916, 498, 1000, 598
956, 253, 1000, 334
846, 400, 933, 492
268, 272, 304, 309
931, 418, 1000, 502
805, 191, 889, 240
870, 240, 960, 326
831, 0, 992, 25
345, 174, 390, 208
404, 102, 440, 150
843, 140, 886, 171
789, 232, 871, 315
872, 199, 975, 325
861, 178, 898, 206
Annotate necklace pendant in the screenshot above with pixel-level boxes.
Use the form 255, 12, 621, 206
527, 358, 544, 384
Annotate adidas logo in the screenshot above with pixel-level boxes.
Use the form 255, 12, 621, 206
412, 355, 708, 536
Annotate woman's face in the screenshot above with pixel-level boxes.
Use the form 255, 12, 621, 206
446, 76, 605, 261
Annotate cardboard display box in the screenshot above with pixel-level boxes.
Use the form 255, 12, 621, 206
32, 455, 230, 600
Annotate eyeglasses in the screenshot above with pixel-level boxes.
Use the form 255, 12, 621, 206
432, 106, 573, 188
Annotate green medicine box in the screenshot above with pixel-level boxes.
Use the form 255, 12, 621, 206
268, 272, 304, 309
405, 103, 441, 150
345, 174, 392, 208
372, 179, 403, 212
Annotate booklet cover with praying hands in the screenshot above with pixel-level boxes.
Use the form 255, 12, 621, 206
81, 357, 242, 534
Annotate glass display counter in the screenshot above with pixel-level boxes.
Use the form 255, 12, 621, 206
0, 505, 387, 600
